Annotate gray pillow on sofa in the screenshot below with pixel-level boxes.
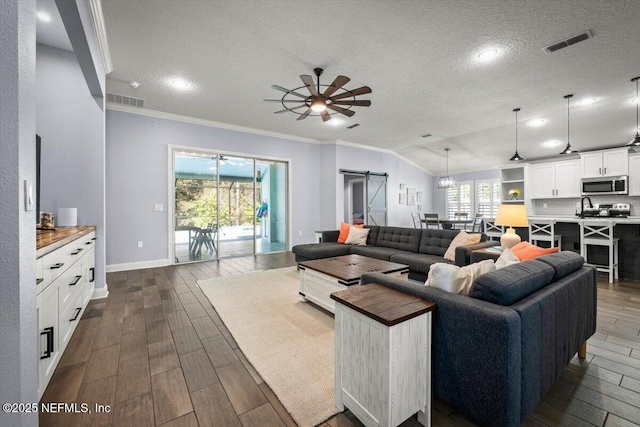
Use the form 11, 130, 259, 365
469, 260, 555, 306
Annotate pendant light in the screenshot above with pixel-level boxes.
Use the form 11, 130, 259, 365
509, 108, 525, 161
559, 94, 577, 155
627, 77, 640, 146
437, 148, 457, 188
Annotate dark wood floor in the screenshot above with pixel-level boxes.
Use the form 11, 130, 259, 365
39, 252, 640, 427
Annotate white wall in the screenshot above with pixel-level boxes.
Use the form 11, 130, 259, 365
0, 0, 38, 425
105, 110, 434, 267
37, 43, 107, 290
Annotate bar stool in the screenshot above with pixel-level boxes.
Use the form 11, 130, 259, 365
580, 220, 618, 284
484, 218, 504, 241
529, 219, 562, 250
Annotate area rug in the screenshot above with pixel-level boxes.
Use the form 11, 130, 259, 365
197, 267, 338, 427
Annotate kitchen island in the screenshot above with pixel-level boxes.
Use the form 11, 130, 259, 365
527, 216, 640, 280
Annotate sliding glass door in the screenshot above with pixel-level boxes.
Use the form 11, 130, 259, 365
172, 148, 288, 263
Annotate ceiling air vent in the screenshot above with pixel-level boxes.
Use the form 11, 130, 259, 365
544, 30, 592, 54
107, 92, 144, 108
346, 123, 360, 129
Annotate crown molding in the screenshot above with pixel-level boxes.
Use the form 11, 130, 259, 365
88, 0, 113, 74
106, 104, 435, 175
106, 103, 323, 144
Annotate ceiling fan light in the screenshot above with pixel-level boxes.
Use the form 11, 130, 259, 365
310, 99, 327, 112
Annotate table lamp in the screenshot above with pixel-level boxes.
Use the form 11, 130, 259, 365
495, 204, 529, 249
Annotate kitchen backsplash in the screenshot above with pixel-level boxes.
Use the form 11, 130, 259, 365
533, 195, 640, 216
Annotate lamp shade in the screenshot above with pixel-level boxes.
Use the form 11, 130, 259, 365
495, 204, 529, 228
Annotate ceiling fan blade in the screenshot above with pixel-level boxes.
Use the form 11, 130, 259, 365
274, 105, 306, 114
322, 75, 350, 98
326, 104, 356, 117
271, 85, 307, 99
296, 108, 312, 121
263, 99, 306, 103
320, 110, 331, 122
329, 86, 372, 101
300, 75, 319, 96
331, 100, 372, 107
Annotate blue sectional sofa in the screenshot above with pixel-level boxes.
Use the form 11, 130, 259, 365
292, 226, 497, 281
360, 251, 597, 427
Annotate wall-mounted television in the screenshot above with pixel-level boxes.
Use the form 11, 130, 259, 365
36, 134, 41, 224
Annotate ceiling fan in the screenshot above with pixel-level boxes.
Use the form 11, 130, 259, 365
208, 155, 240, 166
264, 68, 372, 122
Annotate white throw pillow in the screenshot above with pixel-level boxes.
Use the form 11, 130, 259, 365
443, 231, 482, 262
425, 260, 496, 295
425, 263, 470, 294
344, 226, 370, 245
495, 247, 520, 269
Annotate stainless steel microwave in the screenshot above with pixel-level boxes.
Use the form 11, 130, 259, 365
581, 175, 628, 195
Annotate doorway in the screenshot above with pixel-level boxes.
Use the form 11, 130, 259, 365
171, 148, 289, 263
341, 170, 388, 226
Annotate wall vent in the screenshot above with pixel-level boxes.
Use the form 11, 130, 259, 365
544, 30, 592, 54
107, 92, 145, 108
421, 133, 432, 138
346, 123, 360, 129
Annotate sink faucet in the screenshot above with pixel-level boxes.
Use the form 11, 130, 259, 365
580, 196, 593, 218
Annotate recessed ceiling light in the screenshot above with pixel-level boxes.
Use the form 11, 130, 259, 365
169, 79, 191, 90
577, 97, 599, 106
542, 139, 562, 148
476, 48, 501, 63
328, 118, 342, 126
37, 12, 51, 22
130, 81, 140, 89
527, 118, 546, 127
631, 97, 640, 106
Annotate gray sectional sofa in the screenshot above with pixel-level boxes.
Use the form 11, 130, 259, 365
292, 226, 497, 281
361, 251, 597, 427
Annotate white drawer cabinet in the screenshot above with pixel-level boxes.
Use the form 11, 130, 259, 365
36, 229, 95, 399
629, 154, 640, 196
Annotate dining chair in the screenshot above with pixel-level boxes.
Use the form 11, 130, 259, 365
194, 223, 218, 257
424, 213, 440, 229
411, 212, 423, 229
452, 212, 468, 230
466, 214, 483, 233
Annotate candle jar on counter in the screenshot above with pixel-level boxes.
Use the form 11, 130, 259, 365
40, 212, 55, 230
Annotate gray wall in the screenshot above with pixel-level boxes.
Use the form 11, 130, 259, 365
432, 169, 501, 217
0, 0, 38, 425
37, 43, 107, 290
105, 110, 434, 266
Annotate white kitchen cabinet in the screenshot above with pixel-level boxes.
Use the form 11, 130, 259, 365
530, 160, 580, 199
37, 228, 95, 399
37, 280, 60, 397
580, 148, 628, 178
629, 154, 640, 196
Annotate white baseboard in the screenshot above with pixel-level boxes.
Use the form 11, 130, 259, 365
92, 283, 109, 300
106, 258, 171, 273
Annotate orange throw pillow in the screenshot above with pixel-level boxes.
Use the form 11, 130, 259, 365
337, 222, 364, 243
511, 241, 559, 261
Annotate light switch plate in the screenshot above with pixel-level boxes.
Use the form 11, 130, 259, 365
154, 204, 163, 211
24, 180, 34, 211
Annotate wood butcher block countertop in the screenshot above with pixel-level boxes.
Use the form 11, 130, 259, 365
331, 283, 436, 326
36, 226, 96, 259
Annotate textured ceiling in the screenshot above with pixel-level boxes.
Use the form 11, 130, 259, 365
102, 0, 640, 175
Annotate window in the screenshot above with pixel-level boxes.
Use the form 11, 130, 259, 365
446, 181, 472, 219
476, 180, 501, 218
